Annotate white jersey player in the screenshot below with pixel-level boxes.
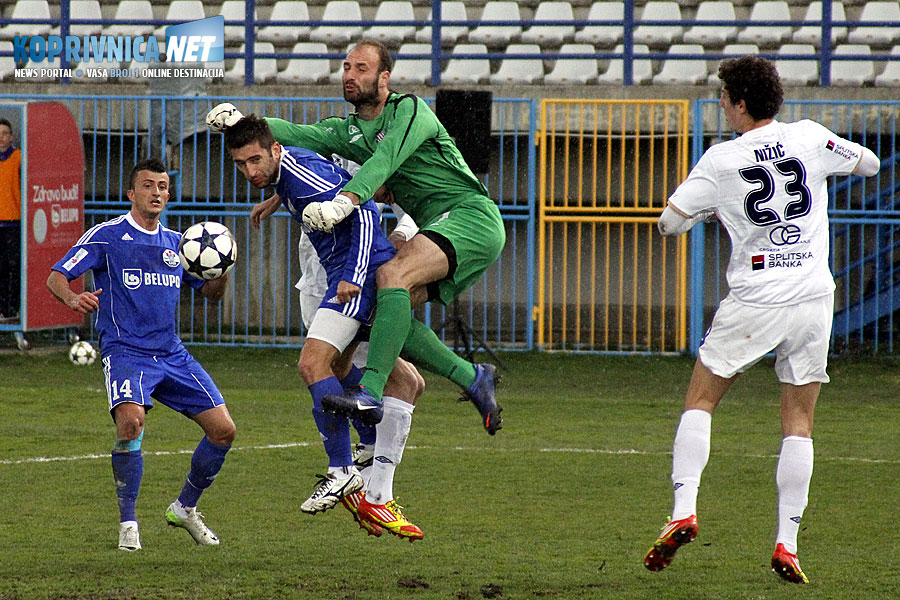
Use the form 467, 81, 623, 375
644, 56, 880, 584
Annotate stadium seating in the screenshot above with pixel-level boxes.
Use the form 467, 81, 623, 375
633, 2, 683, 47
258, 2, 311, 45
0, 41, 15, 82
776, 43, 819, 85
792, 2, 848, 46
489, 43, 544, 84
101, 1, 155, 38
69, 0, 103, 38
468, 2, 523, 47
521, 2, 576, 47
597, 44, 653, 84
545, 43, 599, 85
219, 0, 256, 44
652, 44, 707, 84
573, 2, 624, 47
682, 1, 738, 47
415, 2, 469, 45
0, 0, 52, 40
442, 43, 491, 84
847, 2, 900, 47
153, 1, 207, 38
391, 42, 432, 84
362, 1, 417, 45
874, 46, 900, 86
310, 1, 363, 45
225, 42, 277, 84
830, 44, 876, 86
736, 1, 793, 46
275, 42, 330, 84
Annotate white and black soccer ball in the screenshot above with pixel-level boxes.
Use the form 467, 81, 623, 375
178, 221, 237, 280
69, 341, 97, 366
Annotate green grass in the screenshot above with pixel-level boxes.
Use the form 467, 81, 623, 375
1, 347, 899, 599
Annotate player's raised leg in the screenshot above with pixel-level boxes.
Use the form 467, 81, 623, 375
111, 401, 145, 551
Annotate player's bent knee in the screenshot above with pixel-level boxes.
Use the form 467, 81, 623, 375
385, 358, 422, 405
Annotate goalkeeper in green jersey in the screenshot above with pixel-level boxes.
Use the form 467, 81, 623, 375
206, 40, 505, 434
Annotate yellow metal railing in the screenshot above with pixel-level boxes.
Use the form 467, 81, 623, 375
536, 99, 690, 352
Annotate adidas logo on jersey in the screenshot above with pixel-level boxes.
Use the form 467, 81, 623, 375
325, 295, 339, 304
121, 233, 133, 241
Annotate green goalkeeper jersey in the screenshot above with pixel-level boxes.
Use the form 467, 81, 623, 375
265, 93, 493, 227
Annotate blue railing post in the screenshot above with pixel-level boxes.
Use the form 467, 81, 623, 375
244, 0, 255, 86
821, 0, 832, 86
688, 99, 706, 354
525, 98, 537, 350
431, 0, 442, 86
60, 0, 70, 84
623, 0, 634, 86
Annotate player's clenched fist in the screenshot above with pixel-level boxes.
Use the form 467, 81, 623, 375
206, 103, 244, 133
301, 194, 357, 232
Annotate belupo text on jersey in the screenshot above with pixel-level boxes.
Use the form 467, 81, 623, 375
122, 268, 181, 290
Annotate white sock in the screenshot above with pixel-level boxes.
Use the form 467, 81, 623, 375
365, 396, 414, 505
671, 409, 712, 520
775, 436, 813, 554
326, 465, 358, 480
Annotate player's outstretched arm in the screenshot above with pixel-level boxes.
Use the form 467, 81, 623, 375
658, 205, 715, 237
251, 193, 282, 229
46, 270, 103, 314
200, 274, 229, 302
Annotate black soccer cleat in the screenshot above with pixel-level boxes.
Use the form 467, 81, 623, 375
322, 386, 384, 425
460, 363, 503, 435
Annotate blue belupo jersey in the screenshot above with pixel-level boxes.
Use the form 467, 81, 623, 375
51, 212, 205, 357
275, 145, 395, 311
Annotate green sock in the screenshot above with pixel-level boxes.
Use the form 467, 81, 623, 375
403, 319, 477, 389
359, 288, 412, 400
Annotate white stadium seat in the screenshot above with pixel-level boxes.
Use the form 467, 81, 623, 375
874, 46, 900, 86
792, 2, 848, 46
521, 2, 576, 47
489, 44, 544, 84
259, 2, 311, 45
634, 2, 683, 47
0, 0, 52, 40
153, 1, 206, 39
224, 42, 277, 84
847, 2, 900, 47
683, 1, 738, 47
310, 1, 363, 45
597, 44, 653, 84
652, 44, 707, 84
706, 43, 759, 84
415, 2, 469, 45
545, 43, 599, 85
391, 43, 433, 85
442, 43, 490, 84
219, 1, 256, 44
468, 1, 522, 47
776, 44, 818, 86
362, 1, 416, 45
574, 2, 623, 47
69, 0, 103, 38
736, 1, 793, 46
101, 1, 155, 38
830, 44, 876, 86
276, 42, 330, 84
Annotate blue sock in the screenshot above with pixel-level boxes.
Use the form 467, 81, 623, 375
341, 367, 376, 446
111, 450, 143, 522
178, 437, 231, 508
309, 377, 352, 467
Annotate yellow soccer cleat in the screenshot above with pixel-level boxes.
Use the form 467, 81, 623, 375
358, 497, 424, 542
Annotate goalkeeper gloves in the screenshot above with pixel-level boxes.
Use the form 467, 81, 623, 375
206, 103, 244, 133
302, 194, 357, 232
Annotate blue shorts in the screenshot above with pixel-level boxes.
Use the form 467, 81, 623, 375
320, 272, 379, 325
102, 347, 225, 417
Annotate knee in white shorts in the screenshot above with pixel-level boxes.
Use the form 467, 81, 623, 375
306, 308, 361, 354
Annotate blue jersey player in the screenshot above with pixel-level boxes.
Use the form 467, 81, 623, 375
223, 115, 425, 539
47, 158, 235, 551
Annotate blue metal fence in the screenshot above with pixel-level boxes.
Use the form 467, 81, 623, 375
1, 0, 897, 87
689, 98, 900, 354
1, 93, 536, 350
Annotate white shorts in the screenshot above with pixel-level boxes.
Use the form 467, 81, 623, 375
306, 308, 360, 354
699, 293, 834, 385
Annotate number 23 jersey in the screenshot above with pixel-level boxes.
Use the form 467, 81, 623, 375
670, 119, 865, 307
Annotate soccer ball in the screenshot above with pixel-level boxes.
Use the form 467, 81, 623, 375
69, 341, 97, 366
178, 221, 237, 280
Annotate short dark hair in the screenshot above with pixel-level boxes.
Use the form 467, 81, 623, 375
224, 114, 275, 152
0, 118, 12, 132
351, 39, 393, 74
128, 157, 167, 190
718, 56, 783, 121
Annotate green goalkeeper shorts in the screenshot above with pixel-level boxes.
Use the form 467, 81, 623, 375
419, 197, 506, 306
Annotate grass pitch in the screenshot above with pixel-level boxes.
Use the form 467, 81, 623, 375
1, 347, 899, 599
